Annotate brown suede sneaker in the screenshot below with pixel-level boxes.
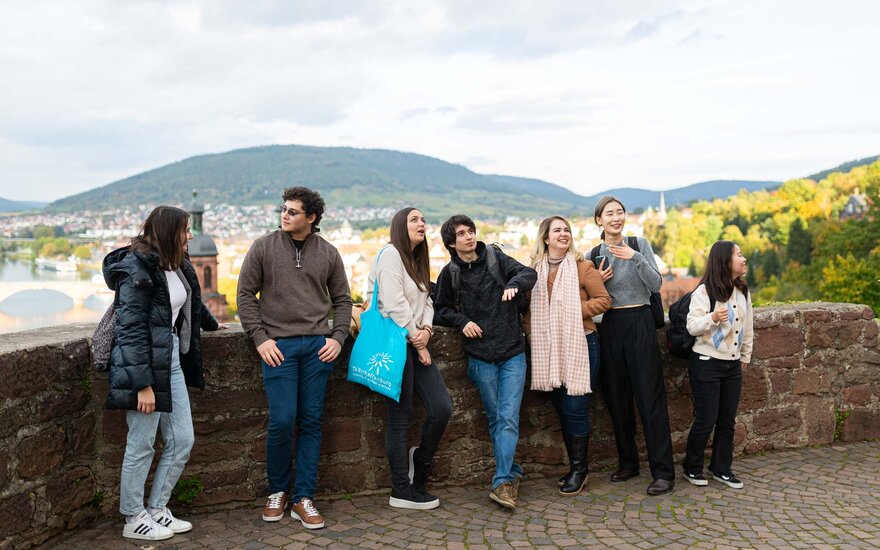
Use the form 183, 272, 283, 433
291, 498, 325, 529
262, 492, 289, 522
511, 475, 521, 500
489, 482, 516, 510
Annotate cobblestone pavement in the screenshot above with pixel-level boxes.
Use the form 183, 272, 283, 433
49, 442, 880, 549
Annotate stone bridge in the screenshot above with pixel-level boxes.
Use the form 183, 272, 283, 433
0, 281, 110, 308
0, 302, 878, 548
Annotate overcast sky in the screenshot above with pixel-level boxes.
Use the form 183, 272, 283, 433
1, 0, 879, 201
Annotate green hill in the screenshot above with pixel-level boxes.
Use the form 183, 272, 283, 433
805, 155, 880, 182
50, 144, 865, 219
48, 145, 576, 219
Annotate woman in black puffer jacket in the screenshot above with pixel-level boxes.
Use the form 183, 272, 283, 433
103, 206, 225, 542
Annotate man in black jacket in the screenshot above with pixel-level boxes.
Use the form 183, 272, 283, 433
433, 215, 536, 510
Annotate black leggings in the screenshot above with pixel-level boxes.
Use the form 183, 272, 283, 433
385, 345, 453, 491
599, 306, 675, 480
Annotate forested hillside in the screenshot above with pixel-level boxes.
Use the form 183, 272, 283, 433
645, 161, 880, 313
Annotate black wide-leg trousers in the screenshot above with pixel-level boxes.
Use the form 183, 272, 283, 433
599, 306, 675, 481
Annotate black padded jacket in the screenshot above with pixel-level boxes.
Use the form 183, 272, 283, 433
102, 246, 219, 412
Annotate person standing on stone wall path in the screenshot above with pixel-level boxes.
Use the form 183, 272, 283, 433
683, 240, 753, 490
237, 186, 352, 530
433, 214, 537, 510
591, 196, 676, 496
103, 206, 227, 542
366, 207, 453, 511
524, 215, 611, 497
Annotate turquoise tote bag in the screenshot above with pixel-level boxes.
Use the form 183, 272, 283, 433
348, 249, 409, 401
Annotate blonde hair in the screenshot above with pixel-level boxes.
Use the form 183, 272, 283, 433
530, 215, 584, 267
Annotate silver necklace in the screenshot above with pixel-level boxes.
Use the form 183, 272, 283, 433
295, 248, 302, 268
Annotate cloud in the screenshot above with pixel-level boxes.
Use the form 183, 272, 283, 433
456, 92, 614, 133
624, 11, 683, 43
400, 106, 457, 121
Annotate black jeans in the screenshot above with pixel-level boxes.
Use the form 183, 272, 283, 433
386, 345, 453, 491
599, 306, 675, 480
683, 354, 742, 476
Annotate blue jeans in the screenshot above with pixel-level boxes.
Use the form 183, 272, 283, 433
550, 332, 601, 436
120, 334, 194, 516
468, 352, 526, 489
262, 336, 332, 502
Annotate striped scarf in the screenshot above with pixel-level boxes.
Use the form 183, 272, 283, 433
529, 253, 591, 395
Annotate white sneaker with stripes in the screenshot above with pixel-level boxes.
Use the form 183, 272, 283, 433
151, 506, 193, 534
122, 510, 174, 541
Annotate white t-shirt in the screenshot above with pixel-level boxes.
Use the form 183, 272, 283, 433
165, 270, 187, 327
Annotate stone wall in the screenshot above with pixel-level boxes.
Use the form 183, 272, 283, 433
0, 302, 878, 548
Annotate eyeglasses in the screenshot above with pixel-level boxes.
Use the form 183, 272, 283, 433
279, 205, 304, 217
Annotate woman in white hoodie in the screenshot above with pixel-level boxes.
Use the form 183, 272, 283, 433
684, 240, 754, 489
366, 207, 453, 511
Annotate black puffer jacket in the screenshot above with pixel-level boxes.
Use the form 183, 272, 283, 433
102, 246, 219, 412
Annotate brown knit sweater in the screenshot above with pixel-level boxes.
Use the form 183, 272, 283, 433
237, 230, 352, 347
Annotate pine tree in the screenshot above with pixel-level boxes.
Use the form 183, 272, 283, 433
787, 218, 812, 265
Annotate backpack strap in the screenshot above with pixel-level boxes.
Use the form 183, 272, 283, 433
627, 235, 640, 252
589, 244, 601, 261
446, 261, 462, 312
485, 243, 508, 289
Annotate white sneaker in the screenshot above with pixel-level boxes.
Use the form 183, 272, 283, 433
150, 506, 193, 534
122, 510, 174, 541
408, 446, 418, 484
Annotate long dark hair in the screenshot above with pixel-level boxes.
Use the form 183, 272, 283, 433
700, 240, 749, 302
130, 206, 189, 271
593, 196, 625, 241
389, 207, 430, 292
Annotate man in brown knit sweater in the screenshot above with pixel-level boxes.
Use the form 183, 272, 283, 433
237, 186, 352, 530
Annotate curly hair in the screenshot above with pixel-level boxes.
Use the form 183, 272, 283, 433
282, 186, 325, 231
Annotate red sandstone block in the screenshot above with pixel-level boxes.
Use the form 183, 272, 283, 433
47, 467, 95, 516
802, 397, 835, 446
320, 418, 363, 454
792, 371, 823, 395
17, 425, 66, 479
753, 408, 801, 435
803, 310, 832, 322
806, 321, 862, 349
843, 385, 873, 406
841, 410, 880, 441
769, 371, 791, 394
753, 326, 804, 359
101, 409, 128, 446
69, 412, 96, 457
0, 492, 35, 538
740, 367, 769, 412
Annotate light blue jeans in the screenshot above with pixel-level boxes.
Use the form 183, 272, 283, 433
467, 352, 527, 489
119, 334, 195, 516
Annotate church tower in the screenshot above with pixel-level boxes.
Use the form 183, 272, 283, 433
187, 190, 227, 321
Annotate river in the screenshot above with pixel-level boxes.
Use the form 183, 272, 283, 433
0, 259, 111, 335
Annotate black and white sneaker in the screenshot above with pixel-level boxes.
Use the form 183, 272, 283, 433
684, 472, 708, 486
150, 506, 193, 534
122, 510, 174, 541
712, 472, 744, 489
389, 486, 440, 510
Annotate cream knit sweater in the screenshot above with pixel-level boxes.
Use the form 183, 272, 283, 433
686, 284, 754, 364
365, 244, 434, 340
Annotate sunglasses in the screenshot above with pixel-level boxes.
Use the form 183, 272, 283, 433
279, 205, 304, 217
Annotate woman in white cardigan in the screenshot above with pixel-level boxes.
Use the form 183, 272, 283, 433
683, 240, 754, 490
366, 207, 452, 511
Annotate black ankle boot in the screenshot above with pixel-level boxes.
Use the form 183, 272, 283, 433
558, 431, 573, 487
559, 435, 589, 496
